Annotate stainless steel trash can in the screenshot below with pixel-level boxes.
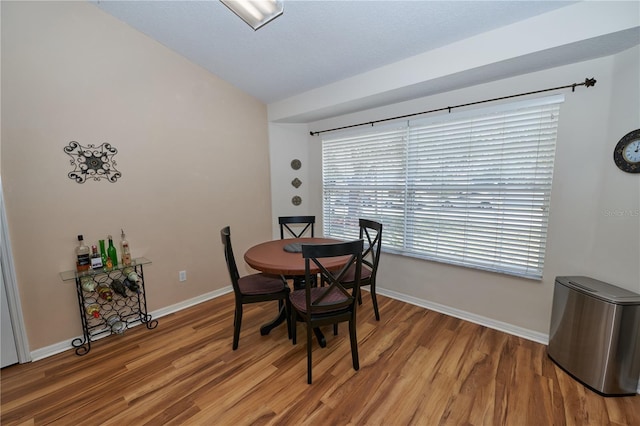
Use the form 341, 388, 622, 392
548, 276, 640, 396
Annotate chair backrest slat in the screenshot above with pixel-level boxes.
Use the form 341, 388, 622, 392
302, 239, 363, 315
279, 216, 315, 239
359, 218, 382, 273
220, 226, 241, 293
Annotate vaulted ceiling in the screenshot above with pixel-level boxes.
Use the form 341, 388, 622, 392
93, 1, 639, 121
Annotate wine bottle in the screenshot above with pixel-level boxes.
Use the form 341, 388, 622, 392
106, 314, 126, 334
97, 283, 113, 302
76, 235, 91, 272
84, 298, 101, 318
111, 279, 128, 298
99, 239, 109, 269
123, 267, 140, 283
80, 275, 96, 292
123, 277, 140, 293
107, 235, 118, 268
120, 229, 132, 266
90, 245, 103, 269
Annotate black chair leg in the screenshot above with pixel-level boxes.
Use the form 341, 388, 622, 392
307, 323, 313, 384
371, 287, 380, 321
291, 309, 297, 345
232, 304, 242, 350
285, 299, 292, 340
349, 319, 359, 371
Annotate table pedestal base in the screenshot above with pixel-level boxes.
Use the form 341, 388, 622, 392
259, 302, 327, 348
260, 302, 286, 336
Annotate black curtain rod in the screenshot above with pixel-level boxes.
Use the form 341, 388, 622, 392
309, 77, 596, 136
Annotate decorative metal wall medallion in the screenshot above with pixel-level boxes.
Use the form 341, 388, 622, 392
292, 196, 302, 206
290, 159, 301, 170
291, 177, 302, 188
64, 141, 121, 183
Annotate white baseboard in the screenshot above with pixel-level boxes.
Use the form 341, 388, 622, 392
149, 286, 232, 320
375, 287, 549, 344
30, 286, 232, 362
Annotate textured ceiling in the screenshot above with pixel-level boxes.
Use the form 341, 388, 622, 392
92, 1, 585, 105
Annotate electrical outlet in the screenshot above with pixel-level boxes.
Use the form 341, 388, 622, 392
179, 270, 187, 282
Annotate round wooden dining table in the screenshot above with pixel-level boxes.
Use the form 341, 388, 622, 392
244, 237, 346, 276
244, 237, 346, 346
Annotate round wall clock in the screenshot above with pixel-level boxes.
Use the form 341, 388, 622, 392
613, 129, 640, 173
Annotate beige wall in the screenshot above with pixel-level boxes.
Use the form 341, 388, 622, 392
1, 1, 272, 351
268, 123, 321, 239
270, 47, 640, 337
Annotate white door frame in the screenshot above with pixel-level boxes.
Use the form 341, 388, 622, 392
0, 180, 31, 363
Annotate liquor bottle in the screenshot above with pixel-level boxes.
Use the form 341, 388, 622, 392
97, 283, 113, 302
107, 235, 118, 268
84, 298, 101, 318
90, 245, 103, 269
76, 235, 91, 272
111, 279, 128, 298
99, 239, 109, 269
120, 229, 132, 266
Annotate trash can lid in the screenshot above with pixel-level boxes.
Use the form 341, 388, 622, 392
556, 276, 640, 304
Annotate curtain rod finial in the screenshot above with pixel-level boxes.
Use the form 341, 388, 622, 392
585, 77, 596, 87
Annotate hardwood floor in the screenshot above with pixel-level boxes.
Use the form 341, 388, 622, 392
2, 292, 639, 425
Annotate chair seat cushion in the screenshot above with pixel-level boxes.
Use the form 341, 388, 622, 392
342, 264, 372, 283
290, 287, 349, 313
239, 273, 285, 295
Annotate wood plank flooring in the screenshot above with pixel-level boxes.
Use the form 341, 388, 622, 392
2, 292, 639, 425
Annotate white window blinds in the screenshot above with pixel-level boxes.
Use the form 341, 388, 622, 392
322, 95, 563, 279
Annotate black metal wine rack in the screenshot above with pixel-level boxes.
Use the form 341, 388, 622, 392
64, 258, 157, 356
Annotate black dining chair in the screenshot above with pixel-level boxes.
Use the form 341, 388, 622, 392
279, 216, 315, 239
279, 216, 316, 288
341, 219, 383, 321
289, 239, 363, 384
220, 226, 291, 350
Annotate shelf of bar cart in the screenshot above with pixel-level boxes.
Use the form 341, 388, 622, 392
60, 257, 158, 356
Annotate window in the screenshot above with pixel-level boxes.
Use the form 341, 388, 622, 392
322, 95, 563, 279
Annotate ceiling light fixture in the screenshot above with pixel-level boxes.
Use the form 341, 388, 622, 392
220, 0, 284, 30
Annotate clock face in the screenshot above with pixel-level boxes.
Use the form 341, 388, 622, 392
613, 129, 640, 173
623, 140, 640, 163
